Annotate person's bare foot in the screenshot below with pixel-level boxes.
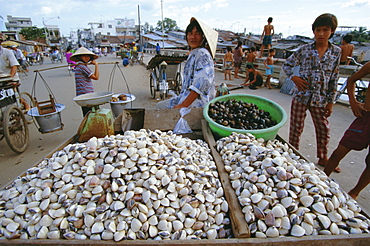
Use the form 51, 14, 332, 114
348, 191, 358, 200
318, 158, 341, 173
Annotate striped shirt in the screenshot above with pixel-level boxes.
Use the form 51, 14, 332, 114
74, 63, 94, 96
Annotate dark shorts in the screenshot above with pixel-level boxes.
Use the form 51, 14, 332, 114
340, 111, 370, 151
234, 62, 242, 68
263, 35, 272, 45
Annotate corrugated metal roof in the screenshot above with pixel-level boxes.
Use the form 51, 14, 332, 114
142, 33, 164, 41
148, 41, 177, 49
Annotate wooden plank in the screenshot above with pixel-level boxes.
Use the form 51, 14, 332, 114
2, 227, 369, 245
201, 119, 250, 238
143, 108, 203, 131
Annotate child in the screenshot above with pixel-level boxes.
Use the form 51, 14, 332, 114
324, 61, 370, 199
242, 64, 263, 90
340, 34, 354, 65
282, 13, 341, 169
70, 47, 100, 116
246, 47, 257, 67
264, 48, 277, 89
224, 46, 233, 80
260, 17, 274, 58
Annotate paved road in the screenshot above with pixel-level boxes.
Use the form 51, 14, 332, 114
0, 53, 369, 214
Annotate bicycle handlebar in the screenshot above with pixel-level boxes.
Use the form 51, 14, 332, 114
347, 56, 363, 67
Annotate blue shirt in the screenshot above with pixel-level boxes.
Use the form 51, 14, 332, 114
167, 47, 215, 108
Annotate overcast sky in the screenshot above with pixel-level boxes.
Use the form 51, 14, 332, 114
1, 0, 369, 38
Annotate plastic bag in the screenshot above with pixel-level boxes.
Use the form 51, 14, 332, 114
173, 107, 193, 134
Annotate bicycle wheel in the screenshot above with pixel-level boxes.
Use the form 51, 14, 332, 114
139, 55, 144, 65
38, 56, 44, 65
68, 65, 72, 76
150, 74, 157, 99
335, 80, 347, 102
356, 87, 367, 103
3, 105, 29, 153
18, 68, 27, 78
20, 92, 35, 124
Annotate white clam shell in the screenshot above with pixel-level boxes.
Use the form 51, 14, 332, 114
291, 224, 305, 237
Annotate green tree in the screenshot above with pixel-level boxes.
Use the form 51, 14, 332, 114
350, 27, 370, 42
142, 22, 154, 33
19, 26, 46, 41
155, 18, 178, 33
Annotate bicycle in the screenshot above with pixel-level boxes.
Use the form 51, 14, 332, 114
26, 52, 44, 66
0, 77, 34, 153
17, 60, 29, 78
129, 51, 144, 66
51, 53, 63, 64
335, 57, 367, 103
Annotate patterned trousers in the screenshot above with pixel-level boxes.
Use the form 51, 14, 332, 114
289, 98, 330, 159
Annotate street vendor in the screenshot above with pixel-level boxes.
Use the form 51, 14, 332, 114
156, 17, 218, 109
0, 34, 30, 110
0, 43, 19, 81
70, 47, 100, 116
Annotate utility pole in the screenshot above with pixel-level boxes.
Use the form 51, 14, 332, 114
138, 5, 142, 50
161, 0, 164, 49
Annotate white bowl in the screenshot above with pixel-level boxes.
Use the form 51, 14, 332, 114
73, 92, 113, 107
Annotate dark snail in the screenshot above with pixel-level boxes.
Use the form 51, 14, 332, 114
208, 99, 277, 130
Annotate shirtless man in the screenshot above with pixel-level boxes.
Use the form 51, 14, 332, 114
340, 34, 354, 65
260, 17, 274, 58
324, 61, 370, 199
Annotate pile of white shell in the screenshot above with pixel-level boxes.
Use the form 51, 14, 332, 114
216, 132, 370, 238
0, 130, 231, 241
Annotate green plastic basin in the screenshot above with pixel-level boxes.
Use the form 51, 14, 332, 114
203, 94, 287, 140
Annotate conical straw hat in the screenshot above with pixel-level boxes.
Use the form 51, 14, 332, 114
70, 47, 98, 62
190, 17, 218, 58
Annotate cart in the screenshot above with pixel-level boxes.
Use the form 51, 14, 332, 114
1, 109, 370, 244
0, 75, 33, 153
147, 55, 187, 99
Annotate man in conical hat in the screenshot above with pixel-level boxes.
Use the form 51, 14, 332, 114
71, 47, 100, 116
156, 17, 218, 109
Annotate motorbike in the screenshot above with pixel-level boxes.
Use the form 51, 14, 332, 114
26, 52, 44, 65
51, 52, 62, 63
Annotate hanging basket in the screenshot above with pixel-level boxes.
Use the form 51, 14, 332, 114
107, 62, 135, 118
29, 71, 65, 134
28, 104, 65, 133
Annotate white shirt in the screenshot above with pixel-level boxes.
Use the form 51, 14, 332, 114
0, 46, 20, 81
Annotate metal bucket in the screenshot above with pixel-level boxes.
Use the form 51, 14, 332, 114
28, 103, 65, 133
110, 94, 136, 118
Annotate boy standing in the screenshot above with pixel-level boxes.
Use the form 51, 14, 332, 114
224, 46, 233, 80
324, 61, 370, 199
282, 13, 341, 169
246, 47, 257, 67
264, 48, 277, 89
260, 17, 274, 58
